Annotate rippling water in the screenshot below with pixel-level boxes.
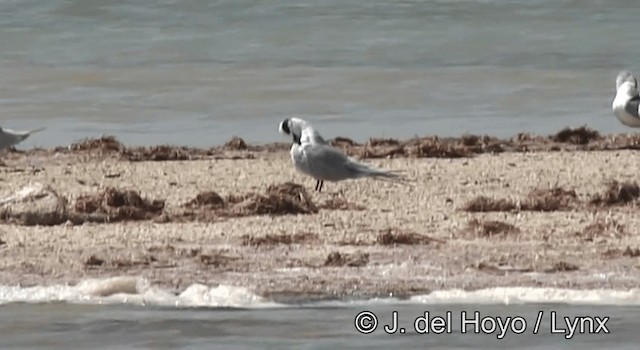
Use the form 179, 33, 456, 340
0, 302, 637, 349
0, 279, 638, 349
1, 0, 638, 148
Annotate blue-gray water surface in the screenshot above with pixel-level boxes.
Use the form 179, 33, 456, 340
0, 302, 635, 349
0, 0, 639, 148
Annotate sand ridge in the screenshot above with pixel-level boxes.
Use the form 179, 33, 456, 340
1, 127, 640, 301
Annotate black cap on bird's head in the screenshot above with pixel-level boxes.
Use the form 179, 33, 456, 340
279, 118, 291, 135
278, 118, 302, 145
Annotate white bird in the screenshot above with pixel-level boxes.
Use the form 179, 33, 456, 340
0, 127, 45, 150
278, 117, 406, 192
612, 70, 640, 127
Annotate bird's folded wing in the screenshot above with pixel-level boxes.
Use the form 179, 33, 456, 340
625, 96, 640, 118
305, 144, 354, 180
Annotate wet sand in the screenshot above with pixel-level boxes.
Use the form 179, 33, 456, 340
1, 127, 640, 301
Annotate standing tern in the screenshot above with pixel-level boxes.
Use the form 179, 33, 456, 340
278, 117, 406, 192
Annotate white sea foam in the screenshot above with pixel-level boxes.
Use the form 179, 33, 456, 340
408, 287, 640, 306
0, 276, 280, 308
309, 287, 640, 308
2, 279, 640, 308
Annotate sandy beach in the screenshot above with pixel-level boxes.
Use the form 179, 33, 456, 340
1, 127, 640, 301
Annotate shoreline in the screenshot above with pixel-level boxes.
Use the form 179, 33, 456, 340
4, 124, 640, 160
1, 126, 640, 302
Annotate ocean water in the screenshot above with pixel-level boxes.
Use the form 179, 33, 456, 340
0, 0, 638, 148
0, 278, 638, 349
2, 1, 640, 348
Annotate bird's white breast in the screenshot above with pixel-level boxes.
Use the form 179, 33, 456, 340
290, 143, 314, 177
612, 94, 640, 127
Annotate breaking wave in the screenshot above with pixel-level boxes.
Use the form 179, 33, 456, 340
1, 278, 640, 308
0, 276, 279, 308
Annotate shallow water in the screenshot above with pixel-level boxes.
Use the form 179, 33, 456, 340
0, 302, 635, 349
1, 0, 638, 148
0, 280, 639, 349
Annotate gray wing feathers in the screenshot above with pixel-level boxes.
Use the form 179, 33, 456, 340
305, 144, 401, 182
305, 145, 353, 181
626, 96, 640, 118
345, 158, 399, 178
0, 133, 24, 149
0, 127, 45, 149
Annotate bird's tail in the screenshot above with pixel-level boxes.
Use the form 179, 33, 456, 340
373, 170, 414, 186
357, 164, 414, 187
27, 127, 45, 135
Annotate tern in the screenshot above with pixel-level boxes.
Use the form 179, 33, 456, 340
278, 117, 406, 192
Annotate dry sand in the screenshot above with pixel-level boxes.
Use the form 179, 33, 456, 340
1, 128, 640, 301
